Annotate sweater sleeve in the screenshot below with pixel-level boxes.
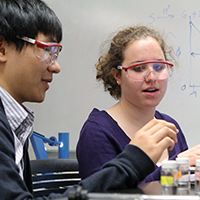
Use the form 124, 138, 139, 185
40, 145, 155, 199
79, 145, 155, 192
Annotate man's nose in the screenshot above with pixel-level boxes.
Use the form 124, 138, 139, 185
48, 60, 61, 74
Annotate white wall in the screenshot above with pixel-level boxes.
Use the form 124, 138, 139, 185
27, 0, 200, 153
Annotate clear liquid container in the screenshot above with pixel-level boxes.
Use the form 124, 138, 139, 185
195, 159, 200, 196
161, 160, 177, 195
176, 157, 190, 195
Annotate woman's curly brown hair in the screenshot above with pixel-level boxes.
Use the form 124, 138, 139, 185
95, 25, 175, 100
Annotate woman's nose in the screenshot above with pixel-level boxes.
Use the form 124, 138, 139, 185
144, 69, 157, 82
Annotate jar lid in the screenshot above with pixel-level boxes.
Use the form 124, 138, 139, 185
162, 160, 177, 169
176, 157, 189, 164
196, 159, 200, 166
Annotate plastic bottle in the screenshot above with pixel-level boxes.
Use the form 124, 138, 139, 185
195, 159, 200, 196
176, 157, 190, 195
161, 160, 177, 195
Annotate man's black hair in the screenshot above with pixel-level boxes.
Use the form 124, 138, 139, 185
0, 0, 62, 51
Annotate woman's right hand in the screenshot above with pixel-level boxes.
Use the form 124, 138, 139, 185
129, 118, 178, 164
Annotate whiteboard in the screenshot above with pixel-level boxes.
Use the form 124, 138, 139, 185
26, 0, 200, 151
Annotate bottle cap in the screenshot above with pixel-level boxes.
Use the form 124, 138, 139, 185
196, 159, 200, 167
176, 157, 189, 164
162, 160, 177, 169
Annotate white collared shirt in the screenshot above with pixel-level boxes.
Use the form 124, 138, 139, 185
0, 86, 34, 179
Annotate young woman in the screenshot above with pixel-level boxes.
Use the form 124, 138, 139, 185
77, 26, 200, 183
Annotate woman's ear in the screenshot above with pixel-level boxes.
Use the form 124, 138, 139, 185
111, 68, 121, 85
0, 36, 7, 63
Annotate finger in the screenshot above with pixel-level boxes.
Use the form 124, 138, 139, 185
152, 125, 178, 143
147, 137, 175, 164
142, 119, 178, 135
153, 120, 179, 136
158, 136, 175, 151
141, 119, 178, 144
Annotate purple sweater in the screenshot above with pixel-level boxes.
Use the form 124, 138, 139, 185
76, 108, 188, 182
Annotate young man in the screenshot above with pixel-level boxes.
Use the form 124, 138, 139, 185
0, 0, 178, 199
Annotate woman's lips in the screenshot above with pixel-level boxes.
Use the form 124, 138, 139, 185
142, 87, 159, 96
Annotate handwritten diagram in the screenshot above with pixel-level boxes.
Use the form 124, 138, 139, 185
150, 6, 200, 97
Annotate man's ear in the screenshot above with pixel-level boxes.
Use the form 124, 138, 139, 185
111, 68, 121, 85
0, 36, 7, 63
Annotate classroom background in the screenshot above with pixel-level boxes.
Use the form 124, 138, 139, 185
27, 0, 200, 158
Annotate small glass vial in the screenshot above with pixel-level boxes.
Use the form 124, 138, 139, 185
176, 157, 190, 195
195, 159, 200, 196
161, 160, 177, 195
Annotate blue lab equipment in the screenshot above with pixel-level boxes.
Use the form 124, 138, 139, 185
30, 131, 69, 159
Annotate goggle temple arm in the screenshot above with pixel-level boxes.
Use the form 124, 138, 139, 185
117, 66, 128, 72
